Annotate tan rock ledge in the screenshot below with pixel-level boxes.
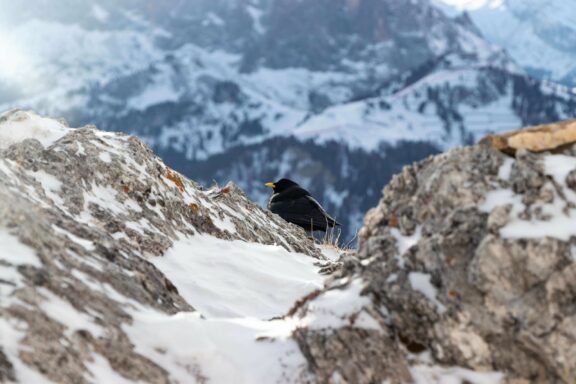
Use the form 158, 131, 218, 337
480, 119, 576, 154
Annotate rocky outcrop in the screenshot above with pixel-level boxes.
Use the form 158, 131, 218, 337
292, 121, 576, 383
0, 110, 322, 383
481, 118, 576, 153
3, 111, 576, 383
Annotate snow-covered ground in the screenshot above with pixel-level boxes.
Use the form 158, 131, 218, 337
0, 233, 320, 383
152, 234, 324, 319
125, 233, 328, 384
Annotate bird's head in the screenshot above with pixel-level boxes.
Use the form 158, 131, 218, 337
264, 178, 298, 193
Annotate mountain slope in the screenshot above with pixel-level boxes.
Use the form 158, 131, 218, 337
0, 0, 575, 241
433, 0, 576, 86
0, 110, 326, 383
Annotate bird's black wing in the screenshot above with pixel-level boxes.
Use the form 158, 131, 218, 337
270, 195, 339, 231
304, 195, 341, 226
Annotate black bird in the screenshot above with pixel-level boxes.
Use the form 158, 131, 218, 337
265, 178, 340, 232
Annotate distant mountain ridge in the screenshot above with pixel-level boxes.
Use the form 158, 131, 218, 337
433, 0, 576, 86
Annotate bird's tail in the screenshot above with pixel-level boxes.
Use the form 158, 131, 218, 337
327, 216, 340, 227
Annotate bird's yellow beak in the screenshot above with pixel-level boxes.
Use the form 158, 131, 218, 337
265, 182, 275, 188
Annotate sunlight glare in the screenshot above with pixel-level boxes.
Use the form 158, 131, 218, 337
0, 31, 32, 82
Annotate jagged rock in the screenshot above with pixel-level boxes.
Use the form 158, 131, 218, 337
0, 110, 324, 383
481, 119, 576, 154
292, 138, 576, 382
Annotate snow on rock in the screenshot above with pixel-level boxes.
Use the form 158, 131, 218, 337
408, 272, 446, 314
125, 310, 307, 384
327, 127, 576, 383
0, 229, 41, 301
299, 278, 380, 331
411, 364, 503, 384
479, 152, 576, 241
3, 111, 576, 383
0, 110, 69, 149
0, 110, 325, 383
151, 234, 324, 319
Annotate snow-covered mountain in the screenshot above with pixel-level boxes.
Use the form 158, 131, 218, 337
433, 0, 576, 86
1, 0, 575, 241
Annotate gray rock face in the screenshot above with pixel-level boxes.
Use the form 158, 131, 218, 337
293, 142, 576, 382
0, 110, 321, 383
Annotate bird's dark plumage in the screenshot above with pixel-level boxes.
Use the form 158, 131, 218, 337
265, 178, 340, 232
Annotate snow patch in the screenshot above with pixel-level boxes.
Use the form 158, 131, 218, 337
151, 234, 323, 319
75, 142, 86, 156
51, 225, 96, 251
390, 227, 422, 268
544, 154, 576, 184
0, 229, 41, 268
303, 279, 379, 330
498, 157, 514, 180
480, 189, 524, 215
481, 154, 576, 241
26, 169, 65, 208
128, 65, 181, 111
211, 214, 237, 234
83, 184, 142, 217
0, 110, 69, 149
86, 352, 135, 384
317, 245, 342, 262
408, 272, 446, 313
0, 318, 53, 384
125, 309, 306, 384
0, 229, 41, 298
411, 363, 503, 384
98, 151, 112, 163
38, 289, 103, 338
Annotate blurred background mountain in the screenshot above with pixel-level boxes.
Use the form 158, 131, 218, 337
1, 0, 574, 241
